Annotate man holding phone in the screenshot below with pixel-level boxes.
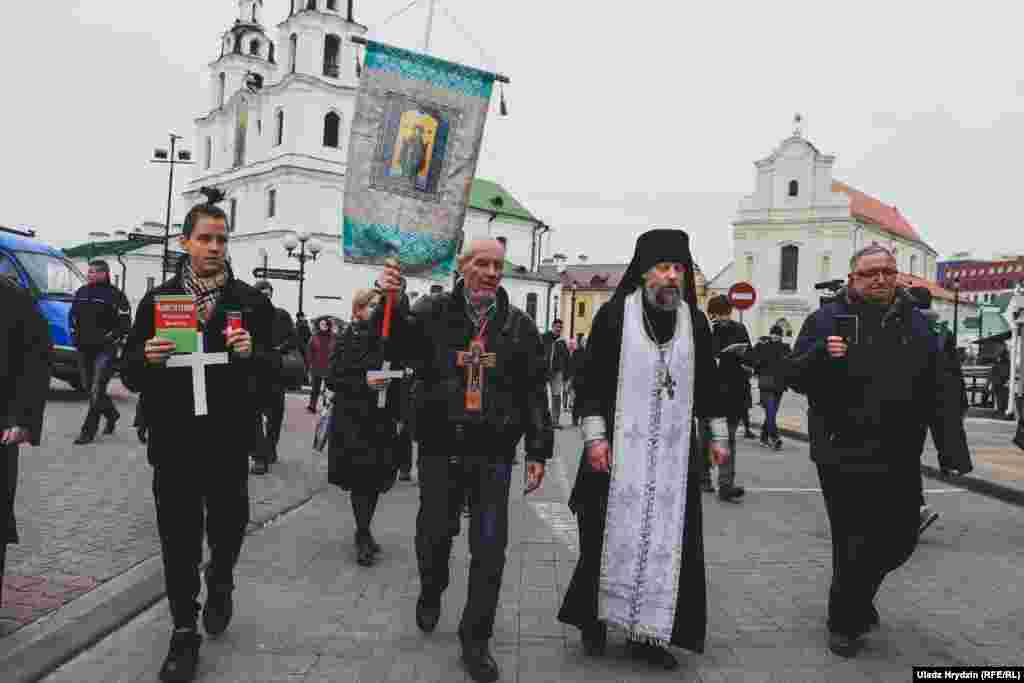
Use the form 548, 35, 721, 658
786, 244, 971, 659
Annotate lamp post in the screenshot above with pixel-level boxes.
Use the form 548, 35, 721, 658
151, 133, 194, 281
569, 282, 578, 338
952, 277, 960, 351
283, 230, 322, 316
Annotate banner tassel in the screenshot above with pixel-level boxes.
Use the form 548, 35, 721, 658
499, 84, 509, 117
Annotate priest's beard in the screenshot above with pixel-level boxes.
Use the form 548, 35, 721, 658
644, 283, 682, 312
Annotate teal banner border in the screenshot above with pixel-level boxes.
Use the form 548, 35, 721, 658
365, 41, 495, 99
343, 216, 456, 279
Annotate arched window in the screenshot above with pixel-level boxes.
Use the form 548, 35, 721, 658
268, 42, 275, 64
780, 244, 799, 291
233, 103, 248, 167
204, 136, 212, 169
788, 180, 799, 197
327, 0, 338, 9
307, 0, 316, 9
323, 34, 341, 78
218, 72, 226, 107
250, 39, 260, 56
323, 111, 341, 147
267, 188, 277, 218
228, 198, 237, 234
275, 110, 284, 146
289, 34, 298, 73
910, 254, 918, 276
578, 301, 587, 318
745, 254, 755, 282
526, 293, 538, 321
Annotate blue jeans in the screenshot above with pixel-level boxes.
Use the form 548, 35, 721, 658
79, 348, 118, 435
762, 392, 782, 440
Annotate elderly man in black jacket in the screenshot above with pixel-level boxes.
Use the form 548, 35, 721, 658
787, 244, 971, 659
70, 259, 132, 444
122, 198, 275, 683
1, 276, 51, 608
377, 238, 552, 683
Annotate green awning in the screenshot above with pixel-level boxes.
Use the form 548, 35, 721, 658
63, 240, 151, 259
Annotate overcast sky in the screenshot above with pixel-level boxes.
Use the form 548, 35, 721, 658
3, 1, 1022, 277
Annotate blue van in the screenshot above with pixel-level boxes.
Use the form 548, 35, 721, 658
0, 226, 86, 388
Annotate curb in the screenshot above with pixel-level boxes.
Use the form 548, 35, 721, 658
756, 421, 1024, 509
0, 481, 327, 683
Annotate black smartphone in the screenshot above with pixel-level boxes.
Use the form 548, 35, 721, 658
834, 314, 859, 345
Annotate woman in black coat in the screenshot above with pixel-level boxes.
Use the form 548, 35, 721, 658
326, 289, 406, 566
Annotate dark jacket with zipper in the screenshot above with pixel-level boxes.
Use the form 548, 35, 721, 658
710, 318, 753, 418
787, 287, 971, 473
70, 282, 132, 350
747, 338, 791, 393
377, 280, 553, 463
121, 262, 277, 469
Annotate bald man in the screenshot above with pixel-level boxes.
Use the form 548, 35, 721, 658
376, 239, 553, 683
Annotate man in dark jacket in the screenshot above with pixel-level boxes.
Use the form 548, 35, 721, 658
122, 197, 275, 683
541, 319, 571, 428
706, 294, 752, 501
1, 276, 51, 608
377, 239, 552, 683
787, 245, 971, 658
747, 325, 790, 449
70, 259, 132, 444
251, 281, 298, 474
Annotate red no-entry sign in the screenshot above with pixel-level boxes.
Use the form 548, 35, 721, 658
728, 282, 757, 311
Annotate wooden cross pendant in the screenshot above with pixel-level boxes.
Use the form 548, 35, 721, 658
455, 337, 497, 412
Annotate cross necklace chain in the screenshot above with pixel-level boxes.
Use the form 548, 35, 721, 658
642, 306, 677, 400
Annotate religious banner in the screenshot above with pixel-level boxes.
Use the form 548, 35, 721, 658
342, 39, 500, 279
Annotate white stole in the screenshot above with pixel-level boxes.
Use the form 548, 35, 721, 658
598, 290, 696, 646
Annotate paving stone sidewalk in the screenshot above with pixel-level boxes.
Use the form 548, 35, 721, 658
42, 423, 1024, 682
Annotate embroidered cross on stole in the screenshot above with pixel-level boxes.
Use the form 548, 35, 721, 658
456, 335, 497, 413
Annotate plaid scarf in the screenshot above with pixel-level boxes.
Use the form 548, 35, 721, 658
182, 260, 227, 324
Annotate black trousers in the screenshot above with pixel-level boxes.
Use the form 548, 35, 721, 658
816, 463, 920, 638
415, 440, 513, 643
1, 443, 15, 610
153, 459, 250, 630
256, 389, 286, 463
79, 348, 118, 435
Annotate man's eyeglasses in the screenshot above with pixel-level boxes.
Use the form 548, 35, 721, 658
852, 268, 898, 280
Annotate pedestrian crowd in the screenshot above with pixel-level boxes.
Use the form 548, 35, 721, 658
0, 192, 985, 682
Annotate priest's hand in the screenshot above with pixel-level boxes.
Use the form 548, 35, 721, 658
525, 461, 546, 495
378, 260, 403, 293
1, 427, 31, 446
145, 337, 177, 365
586, 439, 611, 473
709, 441, 730, 466
826, 336, 848, 359
226, 328, 252, 358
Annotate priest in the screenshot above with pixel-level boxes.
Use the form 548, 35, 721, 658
557, 228, 729, 670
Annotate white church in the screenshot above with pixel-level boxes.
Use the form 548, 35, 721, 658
707, 122, 957, 340
69, 0, 561, 326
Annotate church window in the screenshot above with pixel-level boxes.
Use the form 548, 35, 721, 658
267, 189, 277, 218
307, 0, 316, 9
275, 110, 284, 146
820, 254, 831, 281
289, 34, 298, 73
910, 254, 918, 276
323, 111, 341, 147
526, 293, 538, 321
250, 39, 260, 56
218, 73, 226, 107
256, 119, 262, 136
268, 42, 275, 64
324, 34, 341, 78
788, 180, 799, 197
233, 105, 248, 167
229, 198, 237, 233
745, 254, 755, 282
779, 245, 799, 292
578, 301, 586, 318
204, 137, 212, 169
327, 0, 338, 9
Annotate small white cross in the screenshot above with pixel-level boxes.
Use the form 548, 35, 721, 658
166, 332, 229, 416
366, 362, 412, 408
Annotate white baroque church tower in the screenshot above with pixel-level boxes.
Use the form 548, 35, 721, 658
169, 0, 560, 323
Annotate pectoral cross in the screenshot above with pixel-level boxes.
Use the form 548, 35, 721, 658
366, 363, 412, 408
166, 331, 229, 416
455, 337, 497, 412
658, 365, 676, 401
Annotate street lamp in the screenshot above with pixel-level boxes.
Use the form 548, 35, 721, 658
151, 133, 194, 281
283, 230, 322, 315
569, 282, 578, 338
952, 277, 960, 351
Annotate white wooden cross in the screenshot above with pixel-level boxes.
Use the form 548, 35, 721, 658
166, 331, 229, 416
366, 362, 413, 408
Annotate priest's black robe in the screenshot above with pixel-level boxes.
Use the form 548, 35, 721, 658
557, 294, 723, 653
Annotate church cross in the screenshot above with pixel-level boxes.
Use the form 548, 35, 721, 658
658, 366, 677, 401
455, 337, 497, 412
166, 332, 230, 416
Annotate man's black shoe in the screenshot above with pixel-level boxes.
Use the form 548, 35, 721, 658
202, 587, 233, 637
269, 447, 279, 464
628, 640, 679, 670
398, 470, 412, 482
460, 639, 500, 683
250, 460, 268, 476
159, 628, 201, 682
828, 631, 863, 658
137, 427, 148, 444
743, 429, 757, 439
367, 533, 382, 555
355, 532, 375, 566
73, 432, 95, 445
416, 597, 441, 633
103, 411, 119, 435
581, 622, 607, 656
718, 485, 745, 503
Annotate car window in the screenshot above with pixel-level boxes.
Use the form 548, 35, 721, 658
0, 252, 22, 285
